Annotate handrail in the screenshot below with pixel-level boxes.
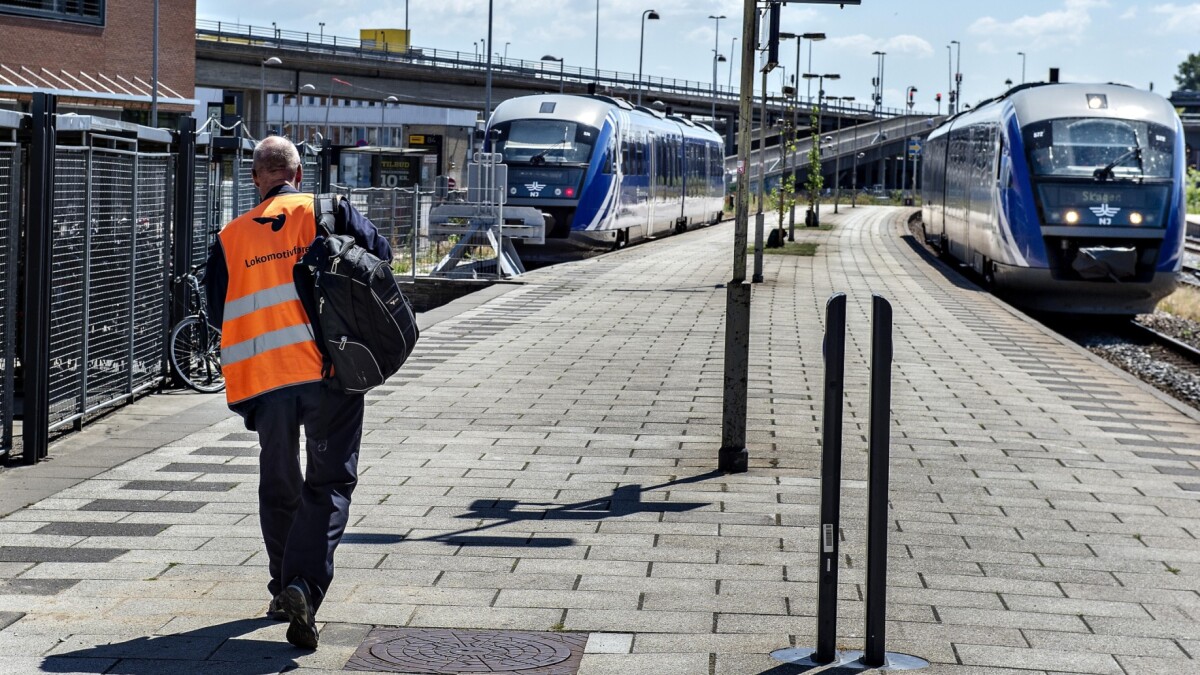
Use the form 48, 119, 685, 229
196, 19, 928, 118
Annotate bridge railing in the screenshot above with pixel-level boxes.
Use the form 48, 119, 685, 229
196, 20, 920, 118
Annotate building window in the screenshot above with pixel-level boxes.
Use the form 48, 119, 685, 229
0, 0, 105, 25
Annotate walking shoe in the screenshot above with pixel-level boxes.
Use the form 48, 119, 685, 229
266, 594, 288, 622
279, 578, 319, 649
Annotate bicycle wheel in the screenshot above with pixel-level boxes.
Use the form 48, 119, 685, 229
169, 315, 225, 393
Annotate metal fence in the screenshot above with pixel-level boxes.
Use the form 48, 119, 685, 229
12, 93, 510, 462
0, 142, 17, 459
332, 186, 506, 278
47, 141, 172, 431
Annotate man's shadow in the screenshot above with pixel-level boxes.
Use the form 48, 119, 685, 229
41, 618, 301, 674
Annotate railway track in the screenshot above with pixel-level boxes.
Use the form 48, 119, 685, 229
1184, 236, 1200, 285
1125, 320, 1200, 371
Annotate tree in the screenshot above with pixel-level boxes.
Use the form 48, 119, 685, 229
805, 106, 824, 226
1176, 53, 1200, 91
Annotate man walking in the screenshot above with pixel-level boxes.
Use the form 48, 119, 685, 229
205, 136, 391, 649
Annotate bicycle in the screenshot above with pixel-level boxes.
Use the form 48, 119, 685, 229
169, 265, 225, 393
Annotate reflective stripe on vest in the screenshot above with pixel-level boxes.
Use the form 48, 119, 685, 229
218, 192, 324, 404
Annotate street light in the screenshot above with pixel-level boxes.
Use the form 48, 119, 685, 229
638, 9, 660, 106
709, 15, 726, 123
833, 95, 855, 214
380, 94, 398, 145
504, 41, 511, 60
712, 52, 727, 121
778, 31, 823, 236
260, 56, 282, 138
295, 83, 316, 140
903, 86, 917, 201
542, 55, 564, 93
804, 32, 826, 103
728, 37, 738, 89
318, 22, 325, 42
1017, 51, 1026, 84
871, 50, 885, 113
950, 40, 962, 113
804, 72, 839, 225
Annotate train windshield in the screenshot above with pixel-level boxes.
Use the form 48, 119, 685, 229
1023, 118, 1174, 180
491, 120, 597, 165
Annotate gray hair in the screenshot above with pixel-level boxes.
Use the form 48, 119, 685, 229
253, 136, 301, 176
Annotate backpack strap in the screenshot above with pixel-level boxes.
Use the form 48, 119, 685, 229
314, 193, 341, 237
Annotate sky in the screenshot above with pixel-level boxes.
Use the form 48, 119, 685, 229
196, 0, 1198, 114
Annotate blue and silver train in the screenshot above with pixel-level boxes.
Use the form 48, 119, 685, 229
921, 82, 1186, 314
487, 94, 726, 250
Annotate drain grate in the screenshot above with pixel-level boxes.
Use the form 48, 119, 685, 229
344, 628, 587, 674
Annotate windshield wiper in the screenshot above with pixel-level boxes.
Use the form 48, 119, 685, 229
1093, 147, 1143, 181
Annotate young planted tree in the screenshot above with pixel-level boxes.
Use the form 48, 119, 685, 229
805, 106, 824, 227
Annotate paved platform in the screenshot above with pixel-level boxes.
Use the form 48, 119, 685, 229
0, 206, 1197, 674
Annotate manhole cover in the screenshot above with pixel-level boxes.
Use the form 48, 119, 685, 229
344, 628, 588, 674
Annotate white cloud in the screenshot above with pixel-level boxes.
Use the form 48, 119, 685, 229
1120, 6, 1139, 19
828, 34, 934, 58
1151, 3, 1200, 32
969, 0, 1109, 51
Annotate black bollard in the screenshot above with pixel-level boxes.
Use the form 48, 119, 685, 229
814, 293, 847, 664
862, 294, 894, 667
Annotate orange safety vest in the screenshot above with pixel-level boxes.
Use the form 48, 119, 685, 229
218, 192, 324, 405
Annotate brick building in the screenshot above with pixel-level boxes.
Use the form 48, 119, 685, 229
0, 0, 195, 124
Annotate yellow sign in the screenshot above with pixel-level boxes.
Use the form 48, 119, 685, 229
360, 29, 410, 52
408, 135, 426, 145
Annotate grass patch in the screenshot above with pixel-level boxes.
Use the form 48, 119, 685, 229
1158, 284, 1200, 322
764, 242, 819, 256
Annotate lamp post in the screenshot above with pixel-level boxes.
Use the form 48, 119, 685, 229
728, 37, 738, 89
708, 15, 726, 122
903, 86, 917, 201
638, 9, 660, 106
712, 52, 727, 121
805, 33, 826, 104
779, 32, 801, 238
504, 41, 511, 60
380, 94, 398, 145
542, 55, 564, 93
951, 40, 962, 113
319, 22, 324, 42
485, 0, 494, 120
871, 50, 886, 114
804, 72, 839, 223
295, 83, 315, 139
260, 56, 282, 138
832, 96, 856, 214
594, 0, 600, 80
1017, 51, 1026, 84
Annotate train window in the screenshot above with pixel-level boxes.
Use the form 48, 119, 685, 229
1024, 118, 1174, 179
492, 119, 597, 164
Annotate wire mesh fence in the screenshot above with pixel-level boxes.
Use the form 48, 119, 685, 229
332, 186, 505, 278
0, 145, 16, 457
46, 144, 173, 431
191, 150, 215, 272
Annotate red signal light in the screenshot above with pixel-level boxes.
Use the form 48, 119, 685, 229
565, 187, 575, 197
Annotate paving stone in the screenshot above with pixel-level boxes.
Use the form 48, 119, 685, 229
157, 463, 257, 474
79, 499, 206, 513
121, 480, 238, 492
0, 546, 127, 563
34, 522, 170, 537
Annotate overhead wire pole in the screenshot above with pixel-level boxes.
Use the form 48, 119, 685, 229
719, 0, 759, 474
719, 0, 862, 475
485, 0, 494, 124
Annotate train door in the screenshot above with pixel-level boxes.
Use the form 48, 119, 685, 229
647, 133, 657, 235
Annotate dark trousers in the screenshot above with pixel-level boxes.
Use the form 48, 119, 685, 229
244, 383, 364, 612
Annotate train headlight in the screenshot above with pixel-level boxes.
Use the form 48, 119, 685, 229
1065, 210, 1080, 224
1129, 212, 1143, 225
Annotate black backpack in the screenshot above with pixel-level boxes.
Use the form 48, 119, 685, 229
296, 194, 419, 393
